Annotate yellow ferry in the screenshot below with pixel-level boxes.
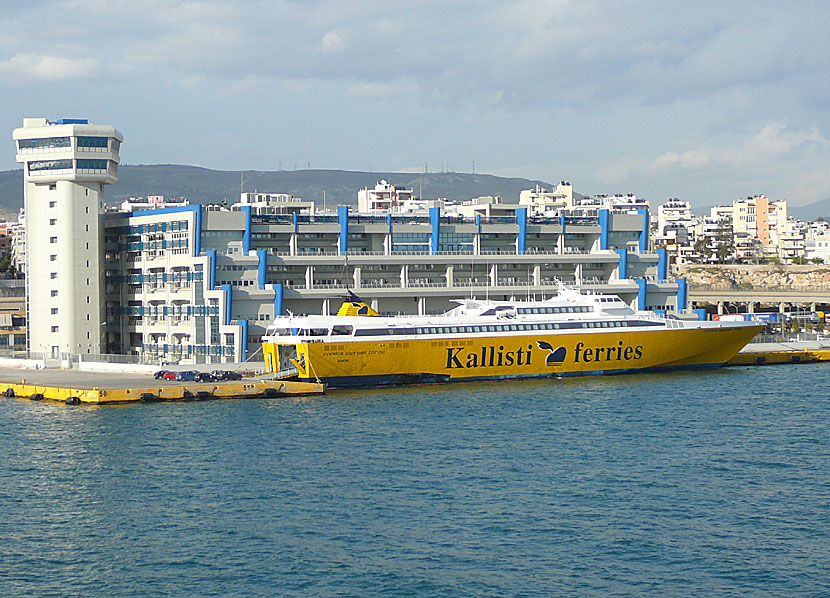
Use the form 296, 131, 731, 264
261, 288, 763, 388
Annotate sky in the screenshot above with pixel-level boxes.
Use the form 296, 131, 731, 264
1, 0, 828, 207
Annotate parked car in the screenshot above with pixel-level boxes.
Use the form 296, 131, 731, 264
175, 370, 199, 381
194, 372, 216, 382
153, 370, 168, 380
212, 370, 243, 381
162, 371, 179, 381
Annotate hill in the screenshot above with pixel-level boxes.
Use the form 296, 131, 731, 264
0, 165, 553, 213
788, 198, 830, 222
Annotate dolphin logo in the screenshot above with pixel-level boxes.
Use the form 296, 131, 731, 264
536, 340, 567, 366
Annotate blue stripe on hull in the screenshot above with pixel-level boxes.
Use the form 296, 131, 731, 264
301, 362, 728, 388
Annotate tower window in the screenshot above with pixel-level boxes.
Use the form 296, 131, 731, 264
51, 326, 59, 333
51, 308, 58, 315
49, 219, 56, 225
51, 290, 58, 297
50, 272, 57, 279
50, 237, 57, 243
49, 201, 56, 207
50, 255, 57, 261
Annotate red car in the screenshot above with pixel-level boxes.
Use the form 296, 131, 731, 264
162, 371, 179, 381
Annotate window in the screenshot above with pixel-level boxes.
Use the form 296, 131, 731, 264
19, 137, 70, 150
51, 308, 58, 315
51, 326, 59, 332
49, 200, 56, 208
50, 255, 57, 261
49, 219, 56, 225
85, 207, 89, 213
50, 237, 57, 243
50, 272, 57, 279
29, 159, 72, 172
51, 290, 58, 297
85, 225, 89, 232
76, 136, 108, 148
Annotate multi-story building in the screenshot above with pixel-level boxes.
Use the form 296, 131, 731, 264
233, 192, 315, 216
13, 117, 122, 357
357, 180, 414, 212
97, 196, 684, 364
9, 209, 26, 273
120, 195, 190, 213
519, 182, 574, 215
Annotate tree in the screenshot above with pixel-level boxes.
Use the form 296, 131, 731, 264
692, 236, 713, 263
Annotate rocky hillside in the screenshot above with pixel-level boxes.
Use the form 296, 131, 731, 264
676, 264, 830, 290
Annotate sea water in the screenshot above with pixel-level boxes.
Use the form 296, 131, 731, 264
1, 365, 828, 597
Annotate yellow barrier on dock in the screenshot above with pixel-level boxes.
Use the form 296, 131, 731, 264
729, 349, 830, 366
1, 379, 325, 404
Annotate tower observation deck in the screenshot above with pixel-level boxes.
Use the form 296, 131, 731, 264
13, 117, 123, 357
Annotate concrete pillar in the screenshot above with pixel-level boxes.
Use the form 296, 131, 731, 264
400, 265, 408, 288
353, 267, 361, 289
557, 234, 564, 255
748, 301, 755, 314
446, 265, 454, 288
718, 301, 724, 315
322, 299, 330, 316
290, 234, 297, 256
305, 265, 313, 289
490, 264, 497, 287
384, 234, 391, 255
418, 296, 425, 316
533, 264, 541, 287
575, 263, 583, 284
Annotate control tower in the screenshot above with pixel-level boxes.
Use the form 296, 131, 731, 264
13, 118, 123, 357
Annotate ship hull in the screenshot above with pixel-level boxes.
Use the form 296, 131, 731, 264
263, 324, 762, 388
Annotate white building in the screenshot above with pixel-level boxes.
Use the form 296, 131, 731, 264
519, 182, 574, 215
357, 180, 414, 212
120, 195, 189, 213
13, 117, 122, 357
233, 192, 314, 216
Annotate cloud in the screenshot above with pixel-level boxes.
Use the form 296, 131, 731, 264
0, 53, 99, 81
347, 77, 419, 100
599, 123, 827, 183
320, 30, 346, 54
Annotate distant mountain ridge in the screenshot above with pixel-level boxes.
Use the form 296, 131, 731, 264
0, 164, 554, 214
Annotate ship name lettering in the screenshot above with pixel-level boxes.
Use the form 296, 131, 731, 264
574, 341, 643, 363
445, 345, 534, 370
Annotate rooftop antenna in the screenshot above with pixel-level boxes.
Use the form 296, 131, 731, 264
240, 170, 244, 195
